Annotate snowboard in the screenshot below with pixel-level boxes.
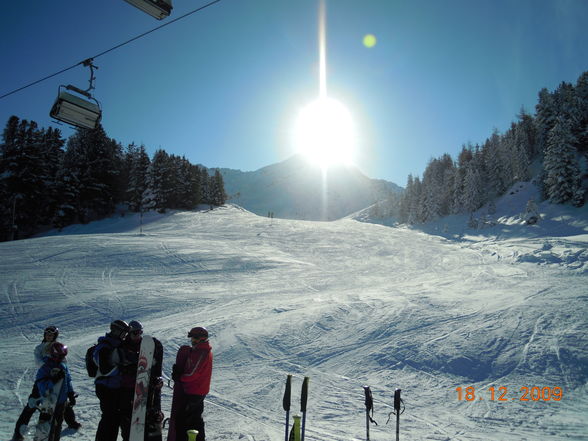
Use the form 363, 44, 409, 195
166, 346, 191, 441
129, 335, 156, 441
33, 378, 65, 441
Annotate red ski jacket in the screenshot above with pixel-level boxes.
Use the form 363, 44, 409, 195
178, 341, 213, 396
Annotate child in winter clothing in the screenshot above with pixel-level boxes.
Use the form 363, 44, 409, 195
34, 342, 76, 441
12, 327, 80, 441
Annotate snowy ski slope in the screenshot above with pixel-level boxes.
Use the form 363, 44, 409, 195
1, 204, 587, 440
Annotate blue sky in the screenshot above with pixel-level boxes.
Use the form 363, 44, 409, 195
1, 0, 588, 185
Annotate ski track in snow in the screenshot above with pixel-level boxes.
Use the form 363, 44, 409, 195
0, 205, 587, 440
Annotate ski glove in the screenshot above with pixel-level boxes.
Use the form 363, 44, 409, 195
152, 376, 164, 390
50, 367, 65, 381
68, 392, 77, 406
171, 364, 181, 382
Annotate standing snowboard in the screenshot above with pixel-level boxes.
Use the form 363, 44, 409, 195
33, 378, 65, 441
166, 346, 191, 441
129, 336, 156, 441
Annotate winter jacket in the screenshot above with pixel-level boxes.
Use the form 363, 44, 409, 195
33, 341, 52, 367
120, 337, 141, 389
93, 333, 125, 388
35, 359, 74, 406
178, 341, 213, 396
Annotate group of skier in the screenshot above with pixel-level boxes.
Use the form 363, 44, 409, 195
12, 321, 213, 441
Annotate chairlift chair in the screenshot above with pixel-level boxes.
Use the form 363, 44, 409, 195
50, 85, 102, 130
123, 0, 172, 20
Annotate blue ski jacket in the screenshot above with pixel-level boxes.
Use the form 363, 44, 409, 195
36, 359, 74, 405
93, 333, 125, 388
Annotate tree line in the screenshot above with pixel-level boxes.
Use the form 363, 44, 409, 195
0, 119, 226, 241
377, 71, 587, 225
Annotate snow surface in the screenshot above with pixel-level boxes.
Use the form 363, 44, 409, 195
1, 197, 587, 440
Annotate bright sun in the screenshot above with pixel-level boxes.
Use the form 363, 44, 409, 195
293, 97, 357, 168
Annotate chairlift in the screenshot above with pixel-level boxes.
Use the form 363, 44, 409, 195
49, 59, 102, 130
123, 0, 172, 20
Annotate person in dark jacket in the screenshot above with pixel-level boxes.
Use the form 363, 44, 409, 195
34, 342, 76, 441
120, 320, 164, 441
93, 320, 130, 441
171, 327, 213, 441
12, 326, 80, 441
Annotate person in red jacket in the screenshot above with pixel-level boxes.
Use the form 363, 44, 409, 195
171, 327, 212, 441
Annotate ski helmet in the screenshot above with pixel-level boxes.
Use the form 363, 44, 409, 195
44, 325, 59, 338
50, 342, 68, 361
129, 320, 143, 335
110, 320, 130, 338
188, 326, 208, 339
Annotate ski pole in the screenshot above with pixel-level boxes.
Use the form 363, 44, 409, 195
187, 429, 199, 441
300, 377, 309, 441
283, 375, 292, 441
394, 388, 402, 441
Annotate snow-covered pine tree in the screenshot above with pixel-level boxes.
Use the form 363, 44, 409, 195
210, 169, 227, 206
535, 88, 558, 156
0, 117, 64, 238
451, 145, 473, 214
543, 117, 583, 205
462, 163, 484, 213
408, 176, 423, 224
398, 174, 413, 223
62, 126, 123, 222
200, 167, 211, 206
512, 122, 531, 182
574, 72, 588, 156
145, 149, 171, 212
126, 144, 151, 212
483, 130, 508, 198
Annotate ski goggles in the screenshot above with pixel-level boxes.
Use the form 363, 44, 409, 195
44, 326, 58, 334
130, 329, 143, 336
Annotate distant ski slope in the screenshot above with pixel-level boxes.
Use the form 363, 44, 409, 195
1, 205, 586, 440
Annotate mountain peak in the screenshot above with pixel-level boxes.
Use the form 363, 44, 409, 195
219, 155, 401, 221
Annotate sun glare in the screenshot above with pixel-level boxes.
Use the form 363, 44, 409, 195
293, 97, 357, 168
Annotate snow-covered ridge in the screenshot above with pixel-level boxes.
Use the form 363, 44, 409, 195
1, 204, 586, 440
218, 154, 401, 221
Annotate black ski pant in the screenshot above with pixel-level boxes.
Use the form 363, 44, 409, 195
95, 384, 131, 441
176, 395, 205, 441
14, 384, 77, 436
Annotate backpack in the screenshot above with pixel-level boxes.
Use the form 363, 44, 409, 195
85, 344, 98, 377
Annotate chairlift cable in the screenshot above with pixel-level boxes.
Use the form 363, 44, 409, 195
0, 0, 222, 101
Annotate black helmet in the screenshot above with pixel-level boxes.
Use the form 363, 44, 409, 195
129, 320, 143, 331
188, 326, 208, 339
129, 320, 143, 335
44, 325, 59, 339
110, 320, 129, 338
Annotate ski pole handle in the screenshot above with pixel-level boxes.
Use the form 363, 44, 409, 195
284, 375, 292, 441
363, 386, 372, 440
300, 377, 309, 412
283, 375, 292, 411
187, 430, 198, 441
300, 377, 309, 441
394, 388, 401, 412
